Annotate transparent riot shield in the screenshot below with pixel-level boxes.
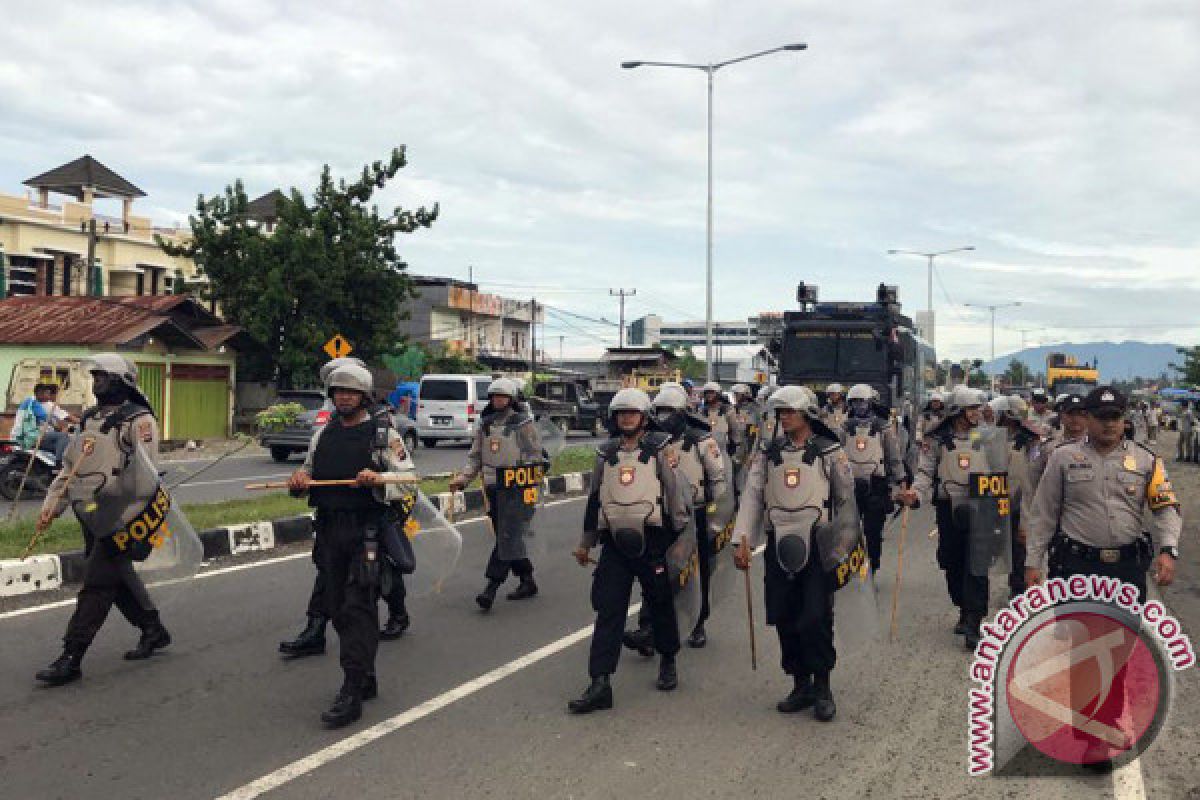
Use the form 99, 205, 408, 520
68, 432, 161, 542
965, 426, 1013, 577
491, 464, 549, 562
665, 523, 702, 635
534, 415, 567, 461
396, 488, 464, 597
817, 511, 880, 652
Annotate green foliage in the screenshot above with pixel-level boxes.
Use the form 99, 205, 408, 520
160, 147, 438, 388
255, 402, 306, 433
425, 346, 487, 374
1169, 346, 1200, 386
668, 346, 707, 381
1004, 358, 1033, 386
382, 345, 427, 381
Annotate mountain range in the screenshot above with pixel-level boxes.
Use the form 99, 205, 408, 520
982, 341, 1181, 382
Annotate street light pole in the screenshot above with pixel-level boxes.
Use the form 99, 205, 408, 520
623, 42, 807, 382
886, 246, 975, 347
964, 301, 1021, 392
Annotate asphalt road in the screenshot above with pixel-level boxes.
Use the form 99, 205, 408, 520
2, 491, 1197, 799
5, 432, 608, 519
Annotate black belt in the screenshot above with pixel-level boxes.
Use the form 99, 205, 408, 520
1051, 533, 1146, 565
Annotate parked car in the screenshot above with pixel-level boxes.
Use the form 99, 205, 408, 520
415, 374, 494, 448
529, 380, 604, 435
260, 389, 418, 463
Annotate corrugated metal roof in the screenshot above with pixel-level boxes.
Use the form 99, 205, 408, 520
0, 296, 201, 347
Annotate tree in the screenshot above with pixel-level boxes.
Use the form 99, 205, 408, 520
1169, 346, 1200, 386
1003, 358, 1032, 387
668, 346, 707, 381
160, 148, 438, 387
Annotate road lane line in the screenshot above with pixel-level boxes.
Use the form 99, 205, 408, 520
0, 495, 587, 621
217, 602, 640, 800
1110, 582, 1169, 800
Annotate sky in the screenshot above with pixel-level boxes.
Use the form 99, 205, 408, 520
1, 0, 1197, 363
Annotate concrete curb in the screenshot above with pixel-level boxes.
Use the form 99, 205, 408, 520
0, 470, 593, 597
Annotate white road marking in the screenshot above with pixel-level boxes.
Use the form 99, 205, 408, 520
217, 601, 640, 800
0, 495, 587, 621
1110, 582, 1167, 800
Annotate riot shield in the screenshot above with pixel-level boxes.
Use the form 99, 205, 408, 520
964, 426, 1013, 577
492, 464, 549, 562
395, 488, 464, 597
665, 524, 702, 635
534, 415, 567, 461
816, 511, 880, 652
68, 433, 161, 540
116, 446, 203, 589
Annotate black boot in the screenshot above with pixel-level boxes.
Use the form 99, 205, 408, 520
321, 676, 364, 728
621, 626, 655, 658
813, 674, 836, 721
380, 611, 410, 640
476, 580, 501, 611
125, 620, 171, 661
656, 655, 678, 691
567, 675, 613, 714
362, 674, 378, 701
687, 622, 707, 649
776, 675, 815, 713
953, 609, 967, 636
280, 615, 327, 657
964, 616, 982, 651
506, 575, 538, 601
35, 648, 84, 687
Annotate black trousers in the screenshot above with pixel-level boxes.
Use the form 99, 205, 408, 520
855, 479, 889, 572
764, 531, 835, 677
588, 528, 681, 677
934, 500, 990, 620
63, 530, 157, 652
315, 510, 380, 683
483, 488, 533, 583
305, 557, 407, 620
1008, 507, 1026, 595
634, 509, 709, 631
1048, 542, 1149, 604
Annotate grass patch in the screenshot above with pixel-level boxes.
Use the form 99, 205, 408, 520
0, 445, 596, 559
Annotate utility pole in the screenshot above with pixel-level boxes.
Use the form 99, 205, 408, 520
530, 296, 538, 386
558, 335, 565, 365
610, 288, 636, 348
466, 265, 475, 356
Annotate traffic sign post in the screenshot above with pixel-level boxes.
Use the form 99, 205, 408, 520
323, 334, 353, 360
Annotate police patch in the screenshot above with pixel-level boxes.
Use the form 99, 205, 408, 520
619, 466, 636, 486
390, 439, 409, 460
138, 418, 154, 443
958, 455, 971, 470
489, 438, 501, 453
709, 441, 721, 459
81, 436, 96, 456
856, 439, 867, 451
784, 468, 801, 488
1123, 455, 1138, 472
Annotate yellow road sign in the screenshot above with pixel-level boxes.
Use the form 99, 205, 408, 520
323, 334, 353, 360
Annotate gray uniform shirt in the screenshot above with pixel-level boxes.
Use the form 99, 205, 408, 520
580, 433, 692, 548
1027, 439, 1182, 568
732, 434, 858, 550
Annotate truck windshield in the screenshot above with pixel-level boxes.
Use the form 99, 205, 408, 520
786, 330, 884, 375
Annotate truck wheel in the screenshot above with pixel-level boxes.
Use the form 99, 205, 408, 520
422, 438, 438, 449
270, 446, 292, 463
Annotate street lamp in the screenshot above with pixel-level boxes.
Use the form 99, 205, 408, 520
886, 246, 975, 347
623, 42, 807, 381
964, 301, 1021, 392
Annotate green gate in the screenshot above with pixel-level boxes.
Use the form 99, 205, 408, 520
168, 365, 230, 440
137, 362, 166, 420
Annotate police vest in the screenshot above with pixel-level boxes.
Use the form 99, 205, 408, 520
311, 417, 380, 511
763, 437, 832, 573
67, 402, 159, 537
935, 434, 982, 499
598, 434, 668, 533
675, 429, 709, 505
481, 409, 530, 469
845, 419, 886, 481
707, 404, 730, 438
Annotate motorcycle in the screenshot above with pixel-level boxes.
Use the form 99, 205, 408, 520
0, 446, 61, 501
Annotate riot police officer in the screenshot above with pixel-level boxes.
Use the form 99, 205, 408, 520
1028, 389, 1055, 429
898, 386, 995, 649
569, 389, 692, 713
623, 386, 728, 651
1026, 387, 1181, 601
822, 383, 848, 430
840, 384, 904, 573
918, 390, 947, 443
731, 383, 759, 460
993, 397, 1040, 598
286, 365, 415, 727
279, 357, 414, 658
1029, 394, 1087, 490
35, 354, 170, 686
731, 386, 859, 721
701, 381, 743, 457
450, 378, 545, 610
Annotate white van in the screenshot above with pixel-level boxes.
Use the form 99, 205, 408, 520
416, 373, 495, 447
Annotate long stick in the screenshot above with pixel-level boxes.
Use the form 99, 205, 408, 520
7, 408, 56, 521
166, 436, 254, 491
446, 490, 457, 524
20, 434, 93, 560
245, 475, 419, 490
889, 507, 911, 643
743, 566, 758, 671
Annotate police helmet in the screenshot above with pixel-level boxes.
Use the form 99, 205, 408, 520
847, 384, 875, 402
731, 383, 751, 397
609, 388, 654, 416
1008, 395, 1028, 415
86, 352, 139, 390
652, 386, 689, 411
326, 364, 373, 398
319, 357, 367, 387
486, 377, 518, 399
768, 385, 819, 417
701, 381, 723, 394
947, 386, 984, 416
657, 381, 684, 395
825, 382, 846, 397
